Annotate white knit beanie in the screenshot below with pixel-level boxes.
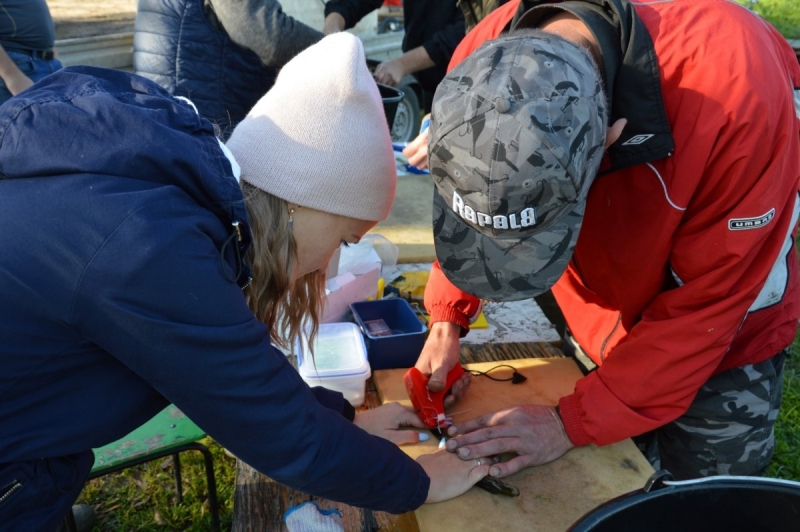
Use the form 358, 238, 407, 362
226, 32, 397, 222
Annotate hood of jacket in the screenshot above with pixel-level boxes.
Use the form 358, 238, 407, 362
0, 66, 252, 277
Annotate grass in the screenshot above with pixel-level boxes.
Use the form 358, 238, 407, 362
734, 0, 800, 39
77, 441, 236, 530
766, 343, 800, 479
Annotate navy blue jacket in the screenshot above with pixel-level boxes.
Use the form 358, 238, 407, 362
133, 0, 277, 136
0, 67, 428, 524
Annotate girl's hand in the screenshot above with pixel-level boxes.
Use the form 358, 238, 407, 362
354, 402, 427, 446
418, 448, 489, 503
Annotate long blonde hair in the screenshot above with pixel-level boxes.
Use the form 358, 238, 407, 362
240, 181, 326, 350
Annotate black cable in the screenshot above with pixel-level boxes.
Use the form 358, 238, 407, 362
468, 364, 527, 384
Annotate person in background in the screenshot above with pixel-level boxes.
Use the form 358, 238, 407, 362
134, 0, 323, 139
0, 0, 63, 105
456, 0, 512, 33
0, 33, 489, 531
417, 0, 800, 481
323, 0, 464, 113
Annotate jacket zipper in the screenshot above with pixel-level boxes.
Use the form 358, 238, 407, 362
0, 479, 22, 505
599, 314, 622, 363
571, 255, 622, 363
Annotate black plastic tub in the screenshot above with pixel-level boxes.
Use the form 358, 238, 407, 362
376, 82, 403, 130
366, 58, 404, 130
568, 470, 800, 532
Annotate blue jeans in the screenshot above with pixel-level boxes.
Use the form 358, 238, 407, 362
0, 50, 63, 105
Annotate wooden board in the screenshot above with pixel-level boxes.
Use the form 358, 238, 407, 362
374, 358, 655, 532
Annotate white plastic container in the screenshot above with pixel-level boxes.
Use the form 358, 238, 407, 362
296, 322, 371, 407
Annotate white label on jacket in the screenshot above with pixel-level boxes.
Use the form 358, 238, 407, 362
729, 208, 775, 230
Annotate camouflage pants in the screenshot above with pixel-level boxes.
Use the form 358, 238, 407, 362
563, 334, 787, 480
637, 350, 786, 480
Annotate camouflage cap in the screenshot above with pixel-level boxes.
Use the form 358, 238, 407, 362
429, 33, 607, 302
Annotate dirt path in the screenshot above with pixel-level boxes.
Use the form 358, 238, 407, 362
49, 0, 137, 40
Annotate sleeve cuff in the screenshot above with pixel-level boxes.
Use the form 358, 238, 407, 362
428, 305, 471, 337
558, 394, 593, 447
341, 399, 356, 422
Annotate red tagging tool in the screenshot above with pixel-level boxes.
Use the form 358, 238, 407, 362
404, 365, 465, 430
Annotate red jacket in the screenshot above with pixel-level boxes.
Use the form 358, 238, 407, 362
425, 0, 800, 447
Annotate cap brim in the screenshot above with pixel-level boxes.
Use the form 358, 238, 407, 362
432, 191, 583, 301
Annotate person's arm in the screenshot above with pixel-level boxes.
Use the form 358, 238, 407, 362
424, 260, 481, 331
74, 197, 494, 506
417, 9, 465, 73
323, 0, 383, 33
0, 45, 33, 96
402, 3, 511, 169
374, 4, 464, 87
208, 0, 323, 67
415, 261, 482, 398
322, 12, 346, 35
73, 199, 429, 513
372, 46, 434, 86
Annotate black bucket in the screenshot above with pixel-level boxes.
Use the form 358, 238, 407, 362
366, 59, 404, 130
376, 82, 403, 131
569, 470, 800, 532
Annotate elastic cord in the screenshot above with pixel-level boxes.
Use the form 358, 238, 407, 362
219, 228, 243, 283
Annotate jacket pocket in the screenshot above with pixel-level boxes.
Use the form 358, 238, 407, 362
0, 477, 25, 509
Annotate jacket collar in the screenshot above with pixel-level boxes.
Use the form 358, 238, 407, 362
509, 0, 675, 173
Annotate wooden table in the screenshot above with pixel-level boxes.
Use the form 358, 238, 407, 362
231, 341, 572, 532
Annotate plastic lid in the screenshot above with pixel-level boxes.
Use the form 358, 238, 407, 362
297, 322, 370, 378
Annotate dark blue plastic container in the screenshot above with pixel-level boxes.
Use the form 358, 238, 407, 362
350, 298, 427, 370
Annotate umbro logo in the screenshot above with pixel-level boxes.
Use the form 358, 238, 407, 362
621, 134, 654, 146
729, 208, 775, 231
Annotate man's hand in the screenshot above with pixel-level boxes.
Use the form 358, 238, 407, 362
373, 58, 405, 87
402, 126, 430, 169
445, 404, 574, 478
353, 402, 426, 446
414, 322, 471, 408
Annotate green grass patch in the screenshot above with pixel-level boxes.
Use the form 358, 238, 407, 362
734, 0, 800, 39
77, 438, 236, 531
766, 342, 800, 480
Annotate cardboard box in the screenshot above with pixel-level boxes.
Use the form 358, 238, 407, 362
322, 261, 381, 323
